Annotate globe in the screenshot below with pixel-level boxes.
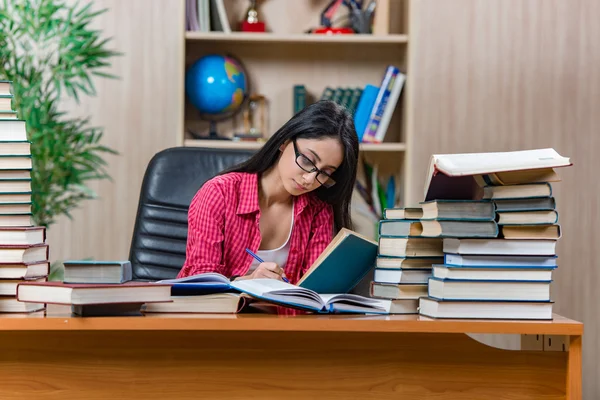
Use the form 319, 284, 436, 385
185, 54, 248, 139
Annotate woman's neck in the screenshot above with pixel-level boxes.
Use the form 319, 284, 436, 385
259, 167, 293, 207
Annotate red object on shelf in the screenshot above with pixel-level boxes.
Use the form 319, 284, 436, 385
312, 27, 355, 35
241, 20, 266, 32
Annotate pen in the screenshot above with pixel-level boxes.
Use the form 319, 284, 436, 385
245, 248, 290, 283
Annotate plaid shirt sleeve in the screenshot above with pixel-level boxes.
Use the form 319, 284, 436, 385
302, 204, 334, 273
177, 181, 226, 278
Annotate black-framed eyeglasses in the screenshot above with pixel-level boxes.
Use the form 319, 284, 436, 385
292, 138, 336, 188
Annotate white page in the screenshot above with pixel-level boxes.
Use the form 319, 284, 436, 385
432, 148, 570, 176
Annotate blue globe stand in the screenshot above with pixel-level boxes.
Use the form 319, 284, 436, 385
185, 53, 250, 140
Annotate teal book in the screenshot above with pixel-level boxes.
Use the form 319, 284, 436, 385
293, 85, 306, 114
297, 228, 378, 294
63, 260, 132, 284
353, 84, 379, 141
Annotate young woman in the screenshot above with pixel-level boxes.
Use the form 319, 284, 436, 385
177, 101, 359, 284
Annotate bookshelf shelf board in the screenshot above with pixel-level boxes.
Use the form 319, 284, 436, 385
185, 32, 409, 45
184, 139, 406, 152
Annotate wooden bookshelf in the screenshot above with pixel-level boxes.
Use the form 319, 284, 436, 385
182, 0, 412, 238
185, 31, 409, 44
184, 139, 407, 152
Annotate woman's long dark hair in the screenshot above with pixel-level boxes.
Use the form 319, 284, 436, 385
223, 100, 359, 233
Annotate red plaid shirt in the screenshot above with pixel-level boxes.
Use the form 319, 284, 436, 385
178, 172, 334, 284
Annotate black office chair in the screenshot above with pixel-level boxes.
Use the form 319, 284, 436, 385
128, 146, 255, 281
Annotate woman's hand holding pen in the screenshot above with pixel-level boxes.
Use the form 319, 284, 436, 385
235, 262, 288, 281
252, 262, 288, 281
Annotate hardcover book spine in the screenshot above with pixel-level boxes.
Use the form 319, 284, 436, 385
362, 66, 399, 142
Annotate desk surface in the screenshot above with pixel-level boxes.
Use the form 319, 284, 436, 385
0, 305, 583, 335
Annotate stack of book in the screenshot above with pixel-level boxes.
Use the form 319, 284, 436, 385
368, 208, 443, 314
0, 80, 49, 313
16, 260, 172, 316
416, 148, 572, 320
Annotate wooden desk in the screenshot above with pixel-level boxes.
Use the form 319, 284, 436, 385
0, 306, 582, 400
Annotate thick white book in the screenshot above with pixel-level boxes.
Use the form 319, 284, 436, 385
443, 238, 557, 256
424, 148, 571, 201
419, 297, 553, 320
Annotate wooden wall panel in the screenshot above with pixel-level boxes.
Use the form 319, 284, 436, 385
47, 0, 184, 263
408, 0, 599, 398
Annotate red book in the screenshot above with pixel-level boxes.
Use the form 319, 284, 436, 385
16, 281, 172, 305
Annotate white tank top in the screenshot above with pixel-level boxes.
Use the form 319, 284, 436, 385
247, 202, 294, 274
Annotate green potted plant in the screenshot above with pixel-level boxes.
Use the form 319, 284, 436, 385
0, 0, 121, 279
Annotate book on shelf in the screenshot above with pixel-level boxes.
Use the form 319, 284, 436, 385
361, 65, 402, 143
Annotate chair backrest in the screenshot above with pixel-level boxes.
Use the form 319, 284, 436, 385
129, 146, 255, 281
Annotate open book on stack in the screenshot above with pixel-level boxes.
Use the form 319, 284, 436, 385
154, 273, 414, 314
414, 148, 571, 320
149, 228, 381, 314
